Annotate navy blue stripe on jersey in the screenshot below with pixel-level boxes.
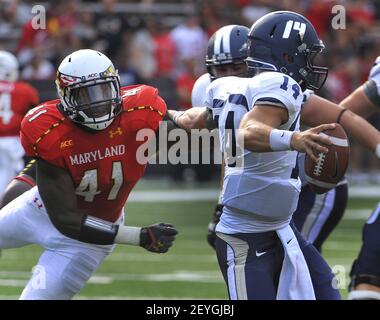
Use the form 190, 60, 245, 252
255, 97, 285, 108
214, 115, 219, 127
212, 98, 225, 109
363, 80, 380, 106
228, 94, 249, 111
289, 113, 300, 131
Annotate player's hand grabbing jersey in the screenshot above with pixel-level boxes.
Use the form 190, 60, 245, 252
21, 85, 166, 223
0, 81, 39, 136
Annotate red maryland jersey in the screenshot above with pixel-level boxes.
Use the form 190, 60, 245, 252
0, 81, 39, 137
21, 85, 166, 222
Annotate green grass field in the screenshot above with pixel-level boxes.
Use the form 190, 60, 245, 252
0, 180, 378, 300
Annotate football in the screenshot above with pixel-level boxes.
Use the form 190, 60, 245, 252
304, 123, 350, 194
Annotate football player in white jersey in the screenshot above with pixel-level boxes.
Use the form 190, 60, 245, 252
170, 11, 340, 299
190, 24, 250, 249
337, 57, 380, 300
193, 26, 380, 257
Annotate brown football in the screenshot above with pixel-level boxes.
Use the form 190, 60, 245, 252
304, 123, 350, 194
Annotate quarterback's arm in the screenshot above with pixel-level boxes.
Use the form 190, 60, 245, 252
167, 107, 217, 131
239, 104, 334, 162
302, 94, 380, 154
37, 160, 177, 252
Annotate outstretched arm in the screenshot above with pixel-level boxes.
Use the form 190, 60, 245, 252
340, 84, 378, 118
37, 160, 177, 252
167, 107, 217, 131
302, 94, 380, 154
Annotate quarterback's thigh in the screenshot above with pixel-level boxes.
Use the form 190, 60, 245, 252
216, 232, 281, 300
20, 247, 112, 300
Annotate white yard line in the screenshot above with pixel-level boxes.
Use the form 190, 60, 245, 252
0, 294, 224, 300
0, 270, 224, 287
128, 190, 219, 202
126, 186, 380, 202
1, 251, 218, 263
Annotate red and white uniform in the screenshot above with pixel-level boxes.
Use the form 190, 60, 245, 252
21, 85, 165, 222
0, 80, 39, 192
0, 85, 166, 299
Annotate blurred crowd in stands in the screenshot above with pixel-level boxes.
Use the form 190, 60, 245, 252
1, 0, 380, 182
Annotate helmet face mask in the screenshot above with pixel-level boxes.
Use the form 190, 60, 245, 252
62, 77, 121, 128
56, 49, 122, 131
299, 44, 328, 90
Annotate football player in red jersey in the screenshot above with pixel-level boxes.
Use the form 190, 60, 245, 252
0, 49, 178, 300
0, 51, 39, 193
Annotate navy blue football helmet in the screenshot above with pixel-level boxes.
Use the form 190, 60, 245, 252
246, 11, 328, 91
205, 25, 250, 79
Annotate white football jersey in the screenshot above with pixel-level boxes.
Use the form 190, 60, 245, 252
366, 56, 380, 104
191, 73, 212, 107
369, 56, 380, 86
205, 71, 303, 233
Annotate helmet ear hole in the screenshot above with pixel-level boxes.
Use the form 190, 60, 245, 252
283, 53, 294, 64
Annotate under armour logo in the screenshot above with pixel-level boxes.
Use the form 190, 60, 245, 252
109, 127, 123, 138
33, 197, 43, 209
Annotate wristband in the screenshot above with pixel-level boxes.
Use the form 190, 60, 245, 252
114, 225, 142, 245
336, 108, 348, 124
269, 129, 294, 151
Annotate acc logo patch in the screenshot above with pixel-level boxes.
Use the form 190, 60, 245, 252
60, 139, 73, 149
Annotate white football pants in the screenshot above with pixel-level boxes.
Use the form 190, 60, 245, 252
0, 137, 25, 193
0, 186, 119, 299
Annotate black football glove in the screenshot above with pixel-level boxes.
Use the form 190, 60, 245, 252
140, 223, 178, 253
207, 204, 223, 250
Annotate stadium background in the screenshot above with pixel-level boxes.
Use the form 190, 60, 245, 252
0, 0, 380, 299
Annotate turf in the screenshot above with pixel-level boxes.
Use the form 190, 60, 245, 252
0, 183, 377, 300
